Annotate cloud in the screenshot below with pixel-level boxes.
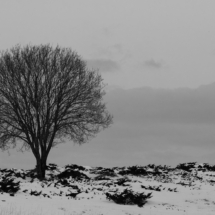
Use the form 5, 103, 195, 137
3, 83, 215, 170
91, 43, 132, 62
144, 58, 165, 69
101, 24, 121, 38
99, 82, 215, 166
104, 85, 124, 93
86, 59, 120, 72
105, 83, 215, 126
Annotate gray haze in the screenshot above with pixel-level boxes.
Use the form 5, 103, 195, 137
0, 1, 215, 89
1, 83, 215, 169
0, 1, 215, 169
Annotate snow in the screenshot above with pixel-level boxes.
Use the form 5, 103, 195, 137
0, 162, 215, 215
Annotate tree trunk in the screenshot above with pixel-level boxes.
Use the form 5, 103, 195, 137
36, 156, 47, 181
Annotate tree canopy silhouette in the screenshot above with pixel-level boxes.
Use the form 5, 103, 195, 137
0, 44, 113, 180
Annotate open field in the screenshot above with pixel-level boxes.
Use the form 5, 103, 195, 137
0, 162, 215, 215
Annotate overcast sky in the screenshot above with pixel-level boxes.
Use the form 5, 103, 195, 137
0, 0, 215, 169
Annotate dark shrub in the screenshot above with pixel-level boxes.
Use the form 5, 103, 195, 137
65, 164, 86, 171
118, 166, 148, 176
0, 177, 20, 193
114, 177, 131, 186
106, 189, 152, 207
99, 171, 117, 177
57, 169, 90, 180
94, 175, 111, 181
141, 185, 161, 192
176, 163, 195, 172
46, 163, 58, 171
90, 167, 115, 175
202, 164, 215, 171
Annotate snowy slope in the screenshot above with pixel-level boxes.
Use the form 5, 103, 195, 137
0, 162, 215, 215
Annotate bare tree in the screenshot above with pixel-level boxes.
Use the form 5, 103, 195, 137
0, 44, 113, 180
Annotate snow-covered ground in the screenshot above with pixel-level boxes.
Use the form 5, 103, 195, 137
0, 162, 215, 215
